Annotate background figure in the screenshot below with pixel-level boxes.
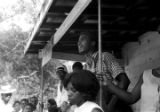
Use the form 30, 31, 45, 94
65, 70, 103, 112
23, 103, 34, 112
72, 62, 83, 72
105, 67, 160, 112
55, 65, 68, 108
77, 31, 130, 112
21, 98, 29, 111
29, 96, 38, 111
47, 98, 58, 112
13, 100, 21, 112
0, 85, 16, 112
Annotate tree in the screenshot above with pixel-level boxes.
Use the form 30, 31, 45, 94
0, 0, 62, 102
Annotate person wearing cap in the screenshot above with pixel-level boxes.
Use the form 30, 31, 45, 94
0, 84, 16, 112
55, 65, 68, 110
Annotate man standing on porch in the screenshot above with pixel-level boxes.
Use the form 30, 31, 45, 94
77, 31, 130, 112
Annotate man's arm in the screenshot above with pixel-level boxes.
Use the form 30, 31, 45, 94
107, 72, 130, 112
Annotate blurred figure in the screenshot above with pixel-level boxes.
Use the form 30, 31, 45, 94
13, 101, 21, 112
105, 66, 160, 112
55, 65, 68, 108
21, 98, 29, 111
0, 85, 16, 112
23, 103, 34, 112
47, 99, 58, 112
72, 62, 83, 72
29, 96, 38, 111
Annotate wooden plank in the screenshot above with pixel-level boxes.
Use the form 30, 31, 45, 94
24, 0, 54, 55
52, 52, 85, 62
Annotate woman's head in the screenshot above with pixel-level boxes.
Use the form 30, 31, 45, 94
65, 70, 99, 105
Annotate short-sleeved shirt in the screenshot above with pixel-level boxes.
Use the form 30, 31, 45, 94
85, 51, 124, 83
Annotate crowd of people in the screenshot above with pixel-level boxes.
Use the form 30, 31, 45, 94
0, 31, 160, 112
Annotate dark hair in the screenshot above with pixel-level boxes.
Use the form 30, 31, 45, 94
65, 70, 100, 101
13, 100, 21, 107
21, 98, 29, 104
72, 62, 83, 71
48, 99, 57, 106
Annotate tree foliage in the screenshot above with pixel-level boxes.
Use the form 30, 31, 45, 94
0, 0, 61, 101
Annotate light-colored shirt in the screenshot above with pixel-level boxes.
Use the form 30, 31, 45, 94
141, 69, 160, 112
74, 101, 103, 112
0, 99, 13, 112
55, 81, 68, 107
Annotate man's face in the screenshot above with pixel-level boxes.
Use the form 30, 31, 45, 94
78, 34, 91, 54
23, 105, 32, 112
30, 97, 37, 106
21, 100, 28, 109
47, 103, 57, 112
1, 93, 12, 104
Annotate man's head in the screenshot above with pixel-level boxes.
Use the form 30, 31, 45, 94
47, 99, 58, 112
1, 93, 12, 104
29, 96, 38, 111
21, 98, 29, 110
0, 84, 16, 104
78, 32, 97, 54
56, 66, 67, 81
72, 62, 83, 72
23, 103, 34, 112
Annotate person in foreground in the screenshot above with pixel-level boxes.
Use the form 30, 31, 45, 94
105, 66, 160, 112
65, 70, 103, 112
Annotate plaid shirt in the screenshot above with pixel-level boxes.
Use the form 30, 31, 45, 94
85, 51, 124, 84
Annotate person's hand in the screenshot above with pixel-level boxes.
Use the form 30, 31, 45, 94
96, 73, 113, 86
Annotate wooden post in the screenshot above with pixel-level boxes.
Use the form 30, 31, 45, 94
97, 0, 102, 107
40, 64, 44, 112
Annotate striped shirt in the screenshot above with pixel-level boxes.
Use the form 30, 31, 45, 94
85, 51, 124, 84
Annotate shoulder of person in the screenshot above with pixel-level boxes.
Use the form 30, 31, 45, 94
91, 108, 103, 112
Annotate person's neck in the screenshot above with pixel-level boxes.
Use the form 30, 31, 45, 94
84, 50, 95, 58
77, 99, 86, 107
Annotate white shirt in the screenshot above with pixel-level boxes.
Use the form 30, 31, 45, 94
55, 81, 68, 107
141, 69, 160, 112
74, 101, 103, 112
0, 99, 13, 112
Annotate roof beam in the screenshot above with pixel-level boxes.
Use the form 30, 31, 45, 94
52, 52, 85, 62
24, 0, 54, 55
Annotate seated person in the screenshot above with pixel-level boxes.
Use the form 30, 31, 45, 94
65, 70, 103, 112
